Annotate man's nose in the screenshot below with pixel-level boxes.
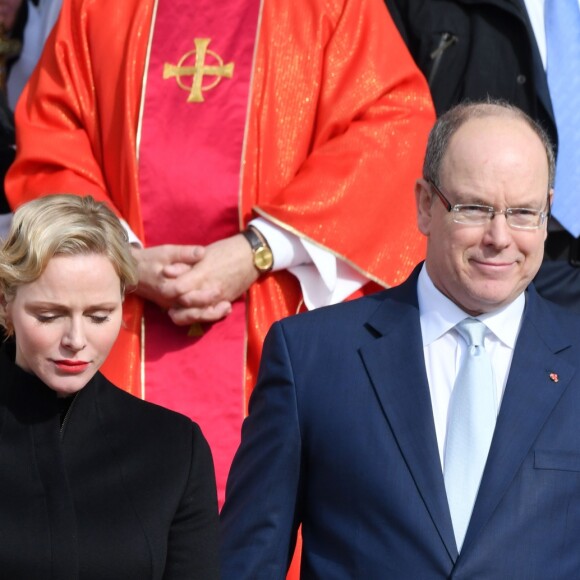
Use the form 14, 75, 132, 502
483, 212, 512, 247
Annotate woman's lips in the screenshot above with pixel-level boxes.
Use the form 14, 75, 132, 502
53, 360, 90, 374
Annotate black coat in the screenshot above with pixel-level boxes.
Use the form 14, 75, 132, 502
385, 0, 557, 147
0, 344, 220, 579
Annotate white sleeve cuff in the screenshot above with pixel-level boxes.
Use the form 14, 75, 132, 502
248, 217, 309, 271
120, 218, 142, 246
249, 217, 367, 310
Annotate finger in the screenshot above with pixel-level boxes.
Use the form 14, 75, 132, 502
164, 244, 205, 266
163, 262, 192, 278
173, 287, 224, 308
167, 301, 232, 325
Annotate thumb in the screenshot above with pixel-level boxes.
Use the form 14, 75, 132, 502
166, 244, 205, 265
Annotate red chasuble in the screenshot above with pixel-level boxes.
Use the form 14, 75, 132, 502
7, 0, 435, 515
136, 0, 261, 509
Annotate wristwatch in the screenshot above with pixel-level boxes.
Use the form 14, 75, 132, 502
242, 226, 274, 274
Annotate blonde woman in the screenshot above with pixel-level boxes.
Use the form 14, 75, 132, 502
0, 194, 219, 578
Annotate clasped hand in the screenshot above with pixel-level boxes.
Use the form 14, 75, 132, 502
131, 234, 259, 326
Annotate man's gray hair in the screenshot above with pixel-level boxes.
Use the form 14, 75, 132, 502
422, 99, 556, 189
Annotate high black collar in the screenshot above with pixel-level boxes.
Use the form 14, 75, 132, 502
0, 341, 92, 425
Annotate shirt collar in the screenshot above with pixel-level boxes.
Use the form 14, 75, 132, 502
417, 264, 525, 348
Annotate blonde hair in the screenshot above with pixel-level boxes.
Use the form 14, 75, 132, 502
0, 194, 138, 333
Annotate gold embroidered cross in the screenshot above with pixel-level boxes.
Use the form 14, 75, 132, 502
163, 38, 234, 103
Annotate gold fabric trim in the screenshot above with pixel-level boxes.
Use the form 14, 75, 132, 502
239, 0, 265, 415
135, 0, 160, 159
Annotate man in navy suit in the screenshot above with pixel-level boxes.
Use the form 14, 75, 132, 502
220, 101, 580, 578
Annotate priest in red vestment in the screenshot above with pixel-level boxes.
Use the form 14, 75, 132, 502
6, 0, 434, 510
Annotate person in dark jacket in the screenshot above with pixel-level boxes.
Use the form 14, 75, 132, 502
385, 1, 553, 138
0, 194, 220, 578
385, 0, 580, 313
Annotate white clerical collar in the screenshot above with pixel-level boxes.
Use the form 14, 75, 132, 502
417, 263, 525, 349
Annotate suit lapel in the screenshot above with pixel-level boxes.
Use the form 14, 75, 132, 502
358, 274, 576, 562
359, 270, 458, 562
462, 287, 575, 553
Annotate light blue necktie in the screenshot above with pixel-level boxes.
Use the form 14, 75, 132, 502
444, 318, 496, 552
545, 0, 580, 237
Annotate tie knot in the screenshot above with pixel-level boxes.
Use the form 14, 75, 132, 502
456, 318, 486, 347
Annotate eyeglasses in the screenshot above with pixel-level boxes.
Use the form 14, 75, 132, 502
428, 180, 550, 230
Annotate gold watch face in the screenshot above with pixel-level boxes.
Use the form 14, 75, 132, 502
254, 246, 274, 272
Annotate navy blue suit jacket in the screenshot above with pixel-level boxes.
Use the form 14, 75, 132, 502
221, 266, 580, 578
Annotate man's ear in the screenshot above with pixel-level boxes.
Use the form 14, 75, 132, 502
415, 178, 433, 236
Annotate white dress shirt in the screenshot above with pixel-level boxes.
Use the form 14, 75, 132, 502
417, 265, 525, 467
